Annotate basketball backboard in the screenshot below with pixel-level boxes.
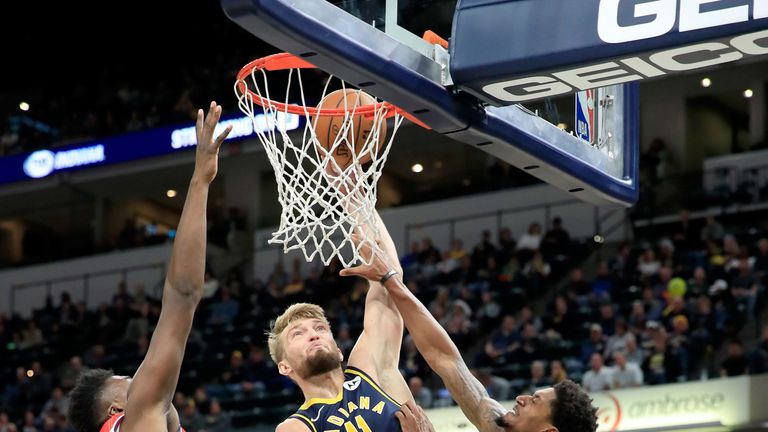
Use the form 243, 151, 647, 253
221, 0, 641, 206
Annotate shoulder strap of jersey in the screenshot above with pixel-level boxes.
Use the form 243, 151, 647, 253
344, 366, 401, 406
289, 414, 317, 432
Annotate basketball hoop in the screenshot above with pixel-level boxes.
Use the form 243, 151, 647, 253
234, 53, 417, 267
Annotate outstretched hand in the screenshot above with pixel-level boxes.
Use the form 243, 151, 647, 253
194, 101, 233, 184
339, 234, 397, 283
395, 400, 435, 432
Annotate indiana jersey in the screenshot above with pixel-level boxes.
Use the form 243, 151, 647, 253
100, 414, 186, 432
290, 367, 402, 432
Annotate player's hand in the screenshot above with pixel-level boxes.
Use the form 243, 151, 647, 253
194, 101, 233, 184
395, 400, 435, 432
339, 234, 395, 283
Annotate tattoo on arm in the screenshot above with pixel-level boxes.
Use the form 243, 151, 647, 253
442, 362, 506, 432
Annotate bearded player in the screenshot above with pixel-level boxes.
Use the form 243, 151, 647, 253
269, 208, 423, 432
67, 102, 233, 432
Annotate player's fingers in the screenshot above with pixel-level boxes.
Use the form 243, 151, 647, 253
214, 125, 234, 147
206, 102, 220, 129
196, 109, 204, 134
339, 267, 360, 277
399, 401, 414, 416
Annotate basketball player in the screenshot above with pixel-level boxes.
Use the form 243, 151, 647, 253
269, 211, 424, 432
340, 233, 599, 432
67, 102, 233, 432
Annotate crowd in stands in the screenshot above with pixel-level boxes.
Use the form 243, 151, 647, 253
1, 212, 768, 431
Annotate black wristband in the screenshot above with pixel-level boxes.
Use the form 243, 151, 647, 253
380, 269, 398, 284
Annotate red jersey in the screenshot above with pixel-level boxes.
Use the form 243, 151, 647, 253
100, 414, 186, 432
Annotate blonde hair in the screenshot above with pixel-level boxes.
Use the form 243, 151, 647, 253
268, 303, 330, 363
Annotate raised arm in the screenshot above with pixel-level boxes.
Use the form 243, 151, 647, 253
346, 209, 413, 404
121, 102, 232, 431
341, 243, 507, 432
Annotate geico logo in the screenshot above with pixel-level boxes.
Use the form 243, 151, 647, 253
598, 0, 767, 44
482, 29, 768, 103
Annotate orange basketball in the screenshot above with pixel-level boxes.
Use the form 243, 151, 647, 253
313, 89, 387, 171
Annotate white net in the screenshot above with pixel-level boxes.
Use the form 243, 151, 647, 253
235, 61, 403, 267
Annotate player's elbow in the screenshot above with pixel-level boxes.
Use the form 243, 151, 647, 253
165, 281, 203, 304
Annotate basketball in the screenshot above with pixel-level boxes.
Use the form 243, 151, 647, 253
313, 89, 387, 171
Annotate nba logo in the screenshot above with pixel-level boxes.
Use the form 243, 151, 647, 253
575, 89, 595, 145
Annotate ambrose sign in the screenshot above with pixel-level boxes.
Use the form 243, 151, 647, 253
591, 377, 748, 432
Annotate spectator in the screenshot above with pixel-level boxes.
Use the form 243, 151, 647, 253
473, 369, 511, 401
400, 241, 421, 272
611, 351, 643, 388
496, 228, 516, 264
179, 398, 206, 432
204, 399, 232, 432
443, 300, 473, 350
122, 303, 151, 345
731, 258, 759, 322
687, 267, 709, 298
701, 215, 725, 244
471, 230, 496, 270
408, 377, 432, 409
521, 251, 551, 290
547, 295, 576, 340
516, 222, 542, 261
39, 388, 68, 422
400, 336, 429, 379
243, 346, 273, 392
207, 287, 239, 326
220, 350, 247, 387
526, 360, 552, 393
418, 238, 441, 265
21, 409, 37, 432
564, 268, 591, 303
541, 216, 571, 258
637, 249, 661, 279
591, 261, 615, 303
202, 270, 221, 300
517, 306, 543, 334
475, 291, 502, 334
672, 209, 700, 252
625, 333, 645, 366
478, 315, 520, 366
18, 322, 44, 350
604, 318, 631, 360
581, 324, 607, 365
549, 359, 568, 384
598, 303, 617, 336
57, 357, 85, 391
582, 353, 613, 392
628, 301, 648, 334
720, 339, 748, 377
643, 325, 676, 384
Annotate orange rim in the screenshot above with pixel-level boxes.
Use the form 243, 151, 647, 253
235, 52, 431, 129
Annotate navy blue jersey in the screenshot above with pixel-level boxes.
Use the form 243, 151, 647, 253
290, 366, 402, 432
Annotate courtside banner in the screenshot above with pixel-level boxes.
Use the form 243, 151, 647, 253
419, 375, 768, 432
450, 0, 768, 104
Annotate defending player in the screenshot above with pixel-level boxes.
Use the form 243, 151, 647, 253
68, 102, 232, 432
340, 232, 599, 432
